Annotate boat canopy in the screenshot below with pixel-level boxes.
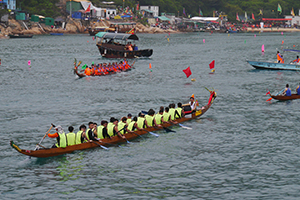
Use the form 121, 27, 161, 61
95, 32, 139, 40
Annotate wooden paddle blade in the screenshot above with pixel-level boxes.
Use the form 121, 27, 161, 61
266, 97, 272, 101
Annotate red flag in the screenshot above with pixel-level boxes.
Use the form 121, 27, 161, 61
183, 66, 192, 78
266, 91, 271, 95
209, 60, 215, 69
252, 13, 255, 20
85, 4, 91, 13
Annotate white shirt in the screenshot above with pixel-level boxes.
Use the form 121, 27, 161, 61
189, 101, 196, 110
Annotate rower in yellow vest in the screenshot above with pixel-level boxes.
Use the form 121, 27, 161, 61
175, 102, 185, 119
127, 116, 144, 133
107, 117, 126, 139
66, 126, 76, 146
168, 103, 176, 120
126, 113, 132, 124
163, 107, 171, 123
137, 112, 147, 129
97, 120, 110, 139
118, 117, 127, 135
48, 125, 67, 148
154, 108, 164, 125
75, 124, 87, 145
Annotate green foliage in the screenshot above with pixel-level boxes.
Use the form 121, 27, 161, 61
17, 0, 61, 17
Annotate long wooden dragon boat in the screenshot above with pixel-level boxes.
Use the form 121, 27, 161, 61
10, 91, 216, 158
269, 94, 300, 101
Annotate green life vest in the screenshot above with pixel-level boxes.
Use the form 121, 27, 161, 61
155, 113, 163, 125
145, 115, 154, 127
86, 128, 90, 140
97, 125, 104, 139
75, 131, 83, 144
118, 121, 126, 135
128, 121, 136, 131
175, 107, 182, 119
66, 132, 76, 146
163, 112, 170, 122
56, 132, 67, 148
126, 118, 132, 125
137, 117, 145, 129
169, 108, 176, 120
107, 122, 115, 137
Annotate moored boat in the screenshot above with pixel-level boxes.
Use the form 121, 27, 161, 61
9, 34, 33, 38
10, 91, 217, 158
247, 60, 300, 71
95, 32, 153, 58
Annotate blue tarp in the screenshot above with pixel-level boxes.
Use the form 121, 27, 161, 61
121, 15, 131, 18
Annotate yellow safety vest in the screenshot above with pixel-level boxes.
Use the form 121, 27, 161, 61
75, 131, 83, 144
169, 108, 176, 120
126, 118, 132, 124
97, 125, 104, 139
128, 121, 136, 131
107, 122, 115, 137
163, 112, 170, 122
155, 113, 163, 125
56, 132, 67, 148
66, 132, 76, 146
145, 115, 154, 127
137, 117, 145, 129
175, 107, 182, 119
118, 121, 126, 135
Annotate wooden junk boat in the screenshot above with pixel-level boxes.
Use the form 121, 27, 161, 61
88, 22, 136, 36
95, 32, 153, 58
10, 91, 217, 158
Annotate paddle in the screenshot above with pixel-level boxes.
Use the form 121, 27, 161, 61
146, 130, 159, 137
178, 123, 192, 130
100, 141, 129, 148
130, 130, 145, 139
34, 124, 55, 150
91, 141, 109, 150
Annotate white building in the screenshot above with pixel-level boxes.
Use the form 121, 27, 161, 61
285, 15, 300, 26
140, 6, 159, 17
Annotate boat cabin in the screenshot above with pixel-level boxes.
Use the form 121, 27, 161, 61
109, 22, 136, 34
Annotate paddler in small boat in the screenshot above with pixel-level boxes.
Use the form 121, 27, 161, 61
137, 112, 148, 129
145, 109, 162, 127
84, 65, 91, 76
154, 107, 165, 125
296, 83, 300, 95
281, 84, 292, 96
97, 121, 111, 139
127, 116, 143, 133
277, 51, 284, 63
118, 117, 128, 135
292, 56, 300, 64
66, 126, 76, 146
75, 124, 87, 145
86, 122, 100, 141
48, 125, 67, 148
126, 113, 132, 124
168, 104, 177, 120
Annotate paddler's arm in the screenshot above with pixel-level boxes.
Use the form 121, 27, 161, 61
115, 126, 125, 139
296, 86, 299, 92
48, 132, 58, 138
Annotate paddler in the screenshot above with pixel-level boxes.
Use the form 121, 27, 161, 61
118, 117, 128, 135
86, 122, 100, 141
97, 120, 111, 139
292, 56, 300, 64
296, 83, 300, 95
48, 125, 67, 148
84, 65, 91, 76
282, 84, 292, 96
145, 109, 161, 127
75, 124, 87, 145
137, 112, 148, 129
154, 107, 164, 125
66, 126, 76, 146
126, 113, 132, 124
168, 104, 176, 120
107, 117, 126, 139
277, 51, 284, 63
175, 103, 185, 119
127, 116, 144, 133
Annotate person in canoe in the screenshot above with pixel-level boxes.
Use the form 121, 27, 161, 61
97, 120, 111, 139
107, 117, 126, 139
145, 109, 162, 128
277, 51, 284, 63
86, 122, 100, 141
48, 125, 67, 148
75, 124, 87, 145
292, 56, 300, 64
66, 126, 76, 146
282, 84, 292, 96
189, 94, 197, 113
296, 83, 300, 95
175, 103, 185, 119
127, 116, 144, 133
137, 112, 148, 129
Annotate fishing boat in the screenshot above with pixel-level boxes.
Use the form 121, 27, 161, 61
10, 91, 217, 158
247, 60, 300, 71
88, 26, 115, 36
73, 60, 134, 78
95, 32, 153, 58
88, 23, 136, 36
9, 34, 33, 38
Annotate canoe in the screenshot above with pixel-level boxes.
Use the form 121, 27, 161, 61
270, 94, 300, 101
247, 60, 300, 71
10, 91, 217, 158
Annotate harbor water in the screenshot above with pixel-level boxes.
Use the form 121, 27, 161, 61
1, 32, 300, 199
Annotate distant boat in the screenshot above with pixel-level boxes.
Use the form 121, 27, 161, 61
247, 60, 300, 71
9, 34, 33, 38
50, 33, 63, 36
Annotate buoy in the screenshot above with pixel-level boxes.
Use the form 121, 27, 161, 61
262, 44, 265, 52
203, 39, 205, 43
281, 32, 283, 35
191, 78, 196, 82
254, 34, 256, 37
167, 38, 169, 42
228, 34, 230, 37
211, 69, 215, 73
282, 40, 284, 44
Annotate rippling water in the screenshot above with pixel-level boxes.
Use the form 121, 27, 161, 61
1, 32, 300, 199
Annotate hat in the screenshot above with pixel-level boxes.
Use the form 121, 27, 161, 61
191, 94, 195, 99
128, 113, 132, 117
54, 125, 62, 130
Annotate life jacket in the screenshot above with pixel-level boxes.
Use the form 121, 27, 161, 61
297, 86, 300, 95
85, 68, 91, 76
66, 132, 76, 146
75, 131, 83, 145
128, 121, 136, 131
56, 132, 67, 148
97, 125, 105, 139
137, 117, 145, 129
126, 118, 132, 124
169, 108, 176, 120
277, 53, 283, 63
163, 112, 170, 122
286, 88, 291, 96
175, 107, 182, 119
107, 122, 115, 137
117, 121, 126, 135
85, 129, 90, 140
155, 113, 163, 125
145, 115, 154, 127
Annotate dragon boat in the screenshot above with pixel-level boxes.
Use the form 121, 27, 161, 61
10, 91, 216, 158
268, 94, 300, 101
73, 60, 133, 78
